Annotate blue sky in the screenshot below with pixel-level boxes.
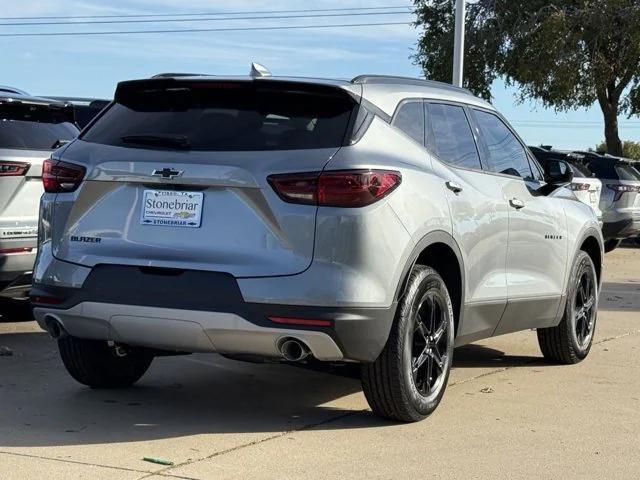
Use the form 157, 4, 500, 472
3, 0, 638, 150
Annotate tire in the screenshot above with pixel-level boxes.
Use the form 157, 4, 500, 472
361, 265, 455, 422
537, 251, 598, 364
604, 239, 621, 253
58, 336, 153, 388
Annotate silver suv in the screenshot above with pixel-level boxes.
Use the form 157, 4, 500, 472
0, 93, 78, 310
32, 72, 603, 422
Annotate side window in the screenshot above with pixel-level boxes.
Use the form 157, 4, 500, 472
391, 101, 424, 145
425, 103, 481, 170
474, 110, 533, 179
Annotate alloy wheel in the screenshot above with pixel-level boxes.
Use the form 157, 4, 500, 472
411, 292, 450, 397
574, 269, 596, 349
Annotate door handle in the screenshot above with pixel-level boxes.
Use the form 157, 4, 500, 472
509, 198, 525, 209
445, 181, 463, 193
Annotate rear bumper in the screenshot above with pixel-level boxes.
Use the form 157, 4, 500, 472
602, 217, 640, 240
0, 237, 36, 284
31, 264, 396, 362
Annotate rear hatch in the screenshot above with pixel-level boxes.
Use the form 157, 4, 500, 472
568, 161, 602, 213
0, 98, 77, 246
52, 78, 360, 277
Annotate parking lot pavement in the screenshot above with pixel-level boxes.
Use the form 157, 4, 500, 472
1, 248, 639, 480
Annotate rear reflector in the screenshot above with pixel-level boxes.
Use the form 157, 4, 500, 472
42, 159, 86, 193
0, 247, 33, 254
268, 169, 401, 207
30, 295, 63, 305
269, 316, 332, 327
0, 161, 30, 177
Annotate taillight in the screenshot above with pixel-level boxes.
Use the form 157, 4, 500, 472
569, 182, 591, 191
268, 169, 401, 207
42, 159, 86, 193
0, 161, 30, 176
607, 184, 640, 201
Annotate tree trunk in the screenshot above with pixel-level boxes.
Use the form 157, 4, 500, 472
597, 85, 623, 157
603, 107, 623, 156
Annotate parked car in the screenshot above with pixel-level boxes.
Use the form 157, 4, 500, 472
0, 93, 79, 313
529, 146, 603, 222
31, 69, 603, 422
575, 151, 640, 252
42, 97, 110, 129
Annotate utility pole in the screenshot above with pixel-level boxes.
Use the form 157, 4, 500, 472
452, 0, 465, 87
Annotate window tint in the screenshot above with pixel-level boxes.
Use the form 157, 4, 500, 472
474, 110, 533, 179
568, 161, 591, 178
0, 121, 78, 150
426, 103, 481, 169
392, 101, 424, 144
83, 83, 355, 151
0, 102, 78, 150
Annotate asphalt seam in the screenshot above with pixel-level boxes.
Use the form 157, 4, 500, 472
135, 409, 362, 480
0, 450, 151, 475
5, 328, 639, 480
143, 327, 640, 479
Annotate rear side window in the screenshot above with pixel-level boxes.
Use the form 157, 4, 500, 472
82, 82, 356, 151
0, 103, 78, 150
474, 110, 533, 179
426, 103, 481, 169
568, 161, 591, 178
392, 101, 424, 144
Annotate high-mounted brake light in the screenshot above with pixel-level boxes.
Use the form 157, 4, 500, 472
0, 161, 30, 177
42, 159, 86, 193
268, 169, 401, 208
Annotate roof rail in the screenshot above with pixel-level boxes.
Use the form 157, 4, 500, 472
351, 75, 473, 95
151, 72, 208, 78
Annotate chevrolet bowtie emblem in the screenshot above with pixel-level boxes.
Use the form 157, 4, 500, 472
152, 168, 183, 179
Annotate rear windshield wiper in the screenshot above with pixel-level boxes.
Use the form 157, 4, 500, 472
51, 138, 71, 149
121, 134, 191, 150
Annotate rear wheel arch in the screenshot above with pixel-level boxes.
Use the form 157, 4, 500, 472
395, 231, 465, 337
580, 235, 603, 285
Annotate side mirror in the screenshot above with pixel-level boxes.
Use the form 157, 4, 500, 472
544, 159, 574, 186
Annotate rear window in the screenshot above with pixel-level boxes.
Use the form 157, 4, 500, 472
0, 101, 78, 150
615, 164, 640, 181
82, 81, 356, 151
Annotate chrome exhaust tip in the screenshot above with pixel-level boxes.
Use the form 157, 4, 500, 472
44, 315, 66, 340
278, 337, 310, 362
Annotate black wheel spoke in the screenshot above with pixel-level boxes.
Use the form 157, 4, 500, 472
412, 347, 430, 373
415, 320, 429, 343
433, 321, 446, 343
428, 346, 445, 372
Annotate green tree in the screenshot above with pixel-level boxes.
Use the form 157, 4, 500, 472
595, 140, 640, 159
413, 0, 640, 156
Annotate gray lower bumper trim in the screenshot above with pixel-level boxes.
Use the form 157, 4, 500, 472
34, 302, 344, 361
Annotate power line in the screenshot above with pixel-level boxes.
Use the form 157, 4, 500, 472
0, 21, 412, 37
0, 5, 412, 21
0, 10, 412, 27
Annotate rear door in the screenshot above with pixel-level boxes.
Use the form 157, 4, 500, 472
52, 79, 359, 277
0, 101, 77, 251
423, 101, 509, 343
471, 108, 567, 334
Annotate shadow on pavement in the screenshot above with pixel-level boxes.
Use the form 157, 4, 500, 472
0, 328, 562, 448
453, 343, 541, 368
